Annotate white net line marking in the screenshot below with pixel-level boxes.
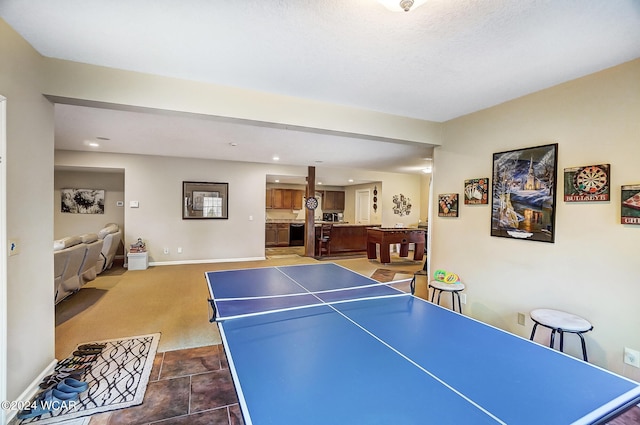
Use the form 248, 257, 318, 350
214, 278, 402, 302
215, 292, 410, 321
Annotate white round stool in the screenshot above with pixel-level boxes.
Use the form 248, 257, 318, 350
428, 280, 465, 313
529, 308, 593, 362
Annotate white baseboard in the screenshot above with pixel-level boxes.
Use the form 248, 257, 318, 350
5, 359, 57, 423
150, 256, 266, 267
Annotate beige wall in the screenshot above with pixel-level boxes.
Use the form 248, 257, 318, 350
54, 169, 125, 239
431, 59, 640, 379
55, 151, 425, 263
0, 19, 56, 403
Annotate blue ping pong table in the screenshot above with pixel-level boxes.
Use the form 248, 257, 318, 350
206, 263, 640, 425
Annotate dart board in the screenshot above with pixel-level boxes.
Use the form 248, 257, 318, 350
573, 165, 609, 195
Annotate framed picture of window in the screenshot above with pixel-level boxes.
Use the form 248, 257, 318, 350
183, 181, 228, 219
490, 143, 558, 242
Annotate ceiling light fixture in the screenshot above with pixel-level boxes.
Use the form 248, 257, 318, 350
272, 155, 280, 161
377, 0, 427, 12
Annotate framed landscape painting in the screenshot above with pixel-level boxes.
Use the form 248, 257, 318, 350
490, 143, 558, 242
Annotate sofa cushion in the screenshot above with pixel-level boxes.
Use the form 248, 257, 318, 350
53, 235, 82, 251
80, 233, 98, 243
98, 223, 119, 239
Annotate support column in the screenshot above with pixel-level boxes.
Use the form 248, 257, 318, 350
305, 166, 316, 257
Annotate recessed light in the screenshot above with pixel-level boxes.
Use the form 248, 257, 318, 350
318, 182, 323, 185
96, 136, 110, 141
315, 160, 323, 164
274, 179, 280, 183
273, 155, 280, 161
348, 179, 354, 183
88, 142, 100, 148
229, 142, 238, 147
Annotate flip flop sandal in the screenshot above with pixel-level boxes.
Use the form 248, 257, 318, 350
55, 366, 90, 375
40, 371, 83, 389
73, 347, 103, 356
17, 402, 50, 419
37, 388, 79, 404
17, 389, 78, 419
56, 377, 89, 393
78, 343, 106, 350
58, 356, 97, 367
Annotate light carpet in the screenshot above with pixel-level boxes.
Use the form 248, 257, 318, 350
15, 333, 160, 425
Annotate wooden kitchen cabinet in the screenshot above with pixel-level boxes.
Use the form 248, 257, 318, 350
323, 190, 345, 210
292, 190, 303, 209
267, 189, 305, 209
265, 223, 290, 246
266, 189, 274, 209
265, 223, 277, 245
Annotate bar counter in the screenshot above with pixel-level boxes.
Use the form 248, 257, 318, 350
314, 223, 380, 256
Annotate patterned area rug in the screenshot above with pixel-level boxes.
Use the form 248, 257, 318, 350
15, 333, 160, 425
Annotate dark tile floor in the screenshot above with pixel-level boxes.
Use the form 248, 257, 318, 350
89, 345, 243, 425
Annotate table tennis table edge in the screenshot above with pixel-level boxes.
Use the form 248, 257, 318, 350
218, 323, 255, 425
205, 265, 640, 424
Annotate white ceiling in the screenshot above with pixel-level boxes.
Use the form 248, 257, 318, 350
2, 0, 639, 184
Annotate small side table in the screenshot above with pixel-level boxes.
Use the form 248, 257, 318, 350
428, 280, 465, 313
529, 308, 593, 362
127, 251, 149, 271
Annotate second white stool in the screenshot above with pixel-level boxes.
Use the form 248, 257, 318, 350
529, 308, 593, 362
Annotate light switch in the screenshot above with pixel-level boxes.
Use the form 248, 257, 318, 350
130, 201, 139, 208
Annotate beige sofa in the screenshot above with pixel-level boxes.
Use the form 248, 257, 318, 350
54, 223, 121, 304
96, 223, 122, 274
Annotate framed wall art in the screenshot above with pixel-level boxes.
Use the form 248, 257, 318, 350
464, 178, 489, 205
564, 164, 610, 202
438, 193, 459, 217
621, 184, 640, 225
491, 143, 558, 242
183, 181, 229, 219
392, 193, 412, 216
61, 188, 105, 214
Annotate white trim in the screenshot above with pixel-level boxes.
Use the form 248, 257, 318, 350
4, 360, 57, 423
149, 256, 265, 267
0, 95, 7, 425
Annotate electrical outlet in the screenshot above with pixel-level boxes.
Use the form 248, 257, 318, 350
517, 312, 525, 326
163, 248, 169, 255
177, 247, 182, 254
624, 347, 640, 368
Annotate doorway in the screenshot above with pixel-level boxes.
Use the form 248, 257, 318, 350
355, 189, 371, 224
